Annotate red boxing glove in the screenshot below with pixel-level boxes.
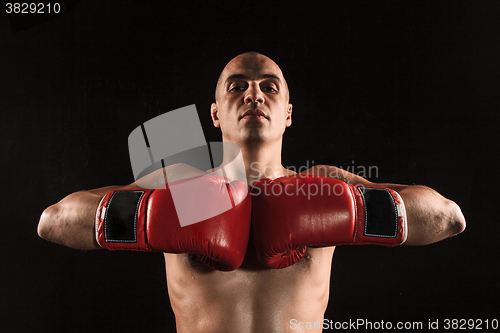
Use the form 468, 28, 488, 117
95, 175, 251, 271
252, 176, 407, 269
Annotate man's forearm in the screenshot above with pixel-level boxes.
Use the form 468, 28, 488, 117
37, 164, 207, 250
38, 191, 105, 250
301, 165, 466, 245
380, 184, 466, 245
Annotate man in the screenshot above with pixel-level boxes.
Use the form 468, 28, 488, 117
38, 52, 466, 332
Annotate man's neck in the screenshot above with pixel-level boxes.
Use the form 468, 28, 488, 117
215, 138, 294, 186
236, 140, 291, 186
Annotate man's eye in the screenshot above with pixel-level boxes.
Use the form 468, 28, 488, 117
262, 86, 277, 92
229, 85, 245, 92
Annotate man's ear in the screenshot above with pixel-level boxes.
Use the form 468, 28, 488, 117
211, 103, 220, 128
286, 103, 293, 127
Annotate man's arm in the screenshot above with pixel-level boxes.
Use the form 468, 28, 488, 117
302, 165, 466, 246
37, 163, 207, 250
37, 184, 140, 250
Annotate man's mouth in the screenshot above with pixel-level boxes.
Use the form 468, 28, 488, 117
240, 109, 268, 120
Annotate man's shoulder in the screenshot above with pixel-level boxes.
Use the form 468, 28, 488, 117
134, 163, 209, 189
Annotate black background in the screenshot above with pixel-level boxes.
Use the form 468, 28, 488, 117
1, 1, 498, 332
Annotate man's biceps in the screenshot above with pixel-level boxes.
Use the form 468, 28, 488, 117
121, 183, 142, 190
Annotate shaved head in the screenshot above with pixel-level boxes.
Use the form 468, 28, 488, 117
215, 52, 289, 102
210, 51, 293, 146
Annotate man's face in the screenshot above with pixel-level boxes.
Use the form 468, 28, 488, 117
211, 53, 292, 146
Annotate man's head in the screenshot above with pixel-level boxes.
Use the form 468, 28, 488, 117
211, 52, 292, 146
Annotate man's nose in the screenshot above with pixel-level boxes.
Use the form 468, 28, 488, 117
244, 83, 264, 104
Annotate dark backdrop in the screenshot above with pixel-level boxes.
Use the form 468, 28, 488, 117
1, 1, 498, 332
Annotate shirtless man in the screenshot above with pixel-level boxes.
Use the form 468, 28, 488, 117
37, 52, 466, 332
